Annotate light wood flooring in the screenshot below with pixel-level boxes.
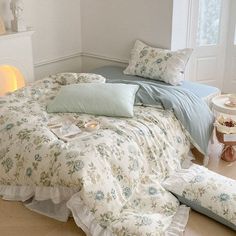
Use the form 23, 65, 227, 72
0, 138, 235, 236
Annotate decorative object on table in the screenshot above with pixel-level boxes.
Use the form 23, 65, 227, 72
215, 116, 236, 162
0, 16, 6, 35
10, 0, 26, 32
228, 94, 236, 106
225, 100, 236, 107
212, 94, 236, 115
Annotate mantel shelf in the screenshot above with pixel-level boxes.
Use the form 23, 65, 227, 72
0, 30, 34, 40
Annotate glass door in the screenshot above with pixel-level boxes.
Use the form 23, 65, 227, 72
187, 0, 229, 89
223, 0, 236, 93
197, 0, 222, 46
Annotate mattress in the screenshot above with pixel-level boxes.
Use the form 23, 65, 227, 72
92, 66, 221, 107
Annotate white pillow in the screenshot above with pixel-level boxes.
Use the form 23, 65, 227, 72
51, 73, 106, 85
124, 40, 193, 85
162, 164, 236, 231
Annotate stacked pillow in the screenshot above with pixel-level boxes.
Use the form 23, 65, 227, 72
124, 40, 193, 85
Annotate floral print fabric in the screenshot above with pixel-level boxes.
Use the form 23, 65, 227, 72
0, 74, 191, 235
51, 72, 106, 85
124, 40, 193, 85
163, 164, 236, 230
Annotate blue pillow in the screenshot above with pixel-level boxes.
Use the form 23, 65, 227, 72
47, 83, 139, 118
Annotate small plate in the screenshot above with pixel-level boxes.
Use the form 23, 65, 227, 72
225, 100, 236, 107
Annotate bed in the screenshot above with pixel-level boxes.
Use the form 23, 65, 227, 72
0, 66, 226, 236
92, 66, 221, 107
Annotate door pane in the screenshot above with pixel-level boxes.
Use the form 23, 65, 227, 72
197, 0, 222, 46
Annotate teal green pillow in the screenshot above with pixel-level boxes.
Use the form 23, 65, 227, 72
47, 83, 139, 117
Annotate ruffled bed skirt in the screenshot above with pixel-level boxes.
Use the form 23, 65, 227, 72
0, 185, 190, 236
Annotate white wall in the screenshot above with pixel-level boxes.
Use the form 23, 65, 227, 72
0, 0, 82, 79
0, 0, 175, 77
171, 0, 190, 50
80, 0, 173, 71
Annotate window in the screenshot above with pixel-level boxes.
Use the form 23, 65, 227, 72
197, 0, 222, 46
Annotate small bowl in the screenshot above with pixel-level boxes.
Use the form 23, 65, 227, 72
229, 94, 236, 105
84, 121, 100, 132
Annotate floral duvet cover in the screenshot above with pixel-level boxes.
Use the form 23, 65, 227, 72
0, 75, 191, 235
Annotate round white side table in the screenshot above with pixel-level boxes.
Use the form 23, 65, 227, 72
212, 95, 236, 116
212, 95, 236, 162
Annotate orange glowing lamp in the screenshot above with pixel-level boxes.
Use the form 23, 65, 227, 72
0, 65, 25, 96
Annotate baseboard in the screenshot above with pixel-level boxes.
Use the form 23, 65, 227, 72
34, 52, 82, 68
34, 53, 82, 80
81, 52, 128, 64
33, 51, 129, 78
34, 51, 129, 69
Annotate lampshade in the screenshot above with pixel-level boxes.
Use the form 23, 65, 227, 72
0, 65, 25, 96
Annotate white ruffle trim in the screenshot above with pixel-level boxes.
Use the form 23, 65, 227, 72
0, 185, 78, 222
0, 186, 190, 236
0, 185, 34, 202
0, 185, 78, 204
67, 193, 113, 236
165, 205, 190, 236
67, 193, 190, 236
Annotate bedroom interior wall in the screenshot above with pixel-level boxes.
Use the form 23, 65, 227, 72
0, 0, 175, 77
0, 0, 82, 80
80, 0, 174, 72
171, 0, 189, 51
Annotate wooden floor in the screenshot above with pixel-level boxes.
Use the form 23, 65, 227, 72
0, 199, 85, 236
0, 138, 235, 236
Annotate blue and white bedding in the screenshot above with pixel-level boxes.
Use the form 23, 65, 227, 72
0, 71, 215, 235
94, 66, 216, 155
109, 79, 214, 155
93, 66, 221, 106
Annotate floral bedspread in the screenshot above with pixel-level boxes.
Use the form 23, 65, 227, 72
0, 76, 191, 235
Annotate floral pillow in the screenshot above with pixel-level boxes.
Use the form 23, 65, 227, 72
51, 73, 106, 85
162, 164, 236, 231
124, 40, 193, 85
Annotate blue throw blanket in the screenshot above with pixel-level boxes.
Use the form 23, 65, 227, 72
109, 79, 215, 155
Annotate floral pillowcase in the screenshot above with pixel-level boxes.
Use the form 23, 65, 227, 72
51, 73, 106, 85
162, 164, 236, 231
124, 40, 193, 85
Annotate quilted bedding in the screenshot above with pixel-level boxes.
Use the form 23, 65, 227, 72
0, 75, 191, 235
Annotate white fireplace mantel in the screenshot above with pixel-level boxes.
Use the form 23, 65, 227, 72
0, 30, 35, 83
